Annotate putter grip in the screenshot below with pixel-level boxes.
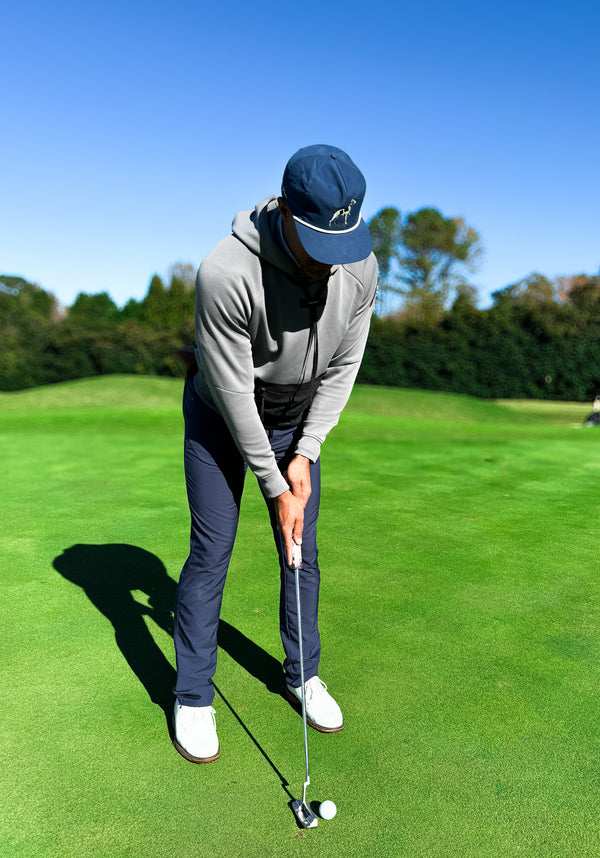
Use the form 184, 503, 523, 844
291, 542, 302, 569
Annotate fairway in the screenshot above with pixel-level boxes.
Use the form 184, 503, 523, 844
2, 377, 600, 857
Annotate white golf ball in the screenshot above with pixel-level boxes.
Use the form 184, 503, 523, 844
319, 800, 337, 820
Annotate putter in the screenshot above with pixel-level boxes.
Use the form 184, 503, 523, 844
290, 541, 319, 829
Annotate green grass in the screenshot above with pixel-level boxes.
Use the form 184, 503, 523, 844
2, 376, 600, 856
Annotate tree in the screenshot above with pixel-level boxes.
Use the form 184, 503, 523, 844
557, 274, 600, 312
0, 277, 59, 389
120, 297, 144, 322
167, 262, 196, 292
141, 275, 169, 327
399, 208, 483, 322
166, 264, 195, 325
491, 272, 556, 308
68, 291, 119, 327
367, 207, 403, 315
140, 269, 195, 330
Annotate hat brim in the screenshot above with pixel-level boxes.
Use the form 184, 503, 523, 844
294, 217, 372, 265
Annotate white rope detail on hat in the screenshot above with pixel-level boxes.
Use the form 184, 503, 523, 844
292, 212, 363, 235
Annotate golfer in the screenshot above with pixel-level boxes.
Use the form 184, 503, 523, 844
173, 144, 377, 762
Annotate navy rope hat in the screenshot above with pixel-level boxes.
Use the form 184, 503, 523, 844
281, 144, 372, 265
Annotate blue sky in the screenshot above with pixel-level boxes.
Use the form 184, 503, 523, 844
2, 0, 599, 309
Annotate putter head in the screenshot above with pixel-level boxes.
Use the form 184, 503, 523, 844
291, 798, 318, 828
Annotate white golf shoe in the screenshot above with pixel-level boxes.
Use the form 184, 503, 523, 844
286, 677, 344, 733
173, 701, 220, 763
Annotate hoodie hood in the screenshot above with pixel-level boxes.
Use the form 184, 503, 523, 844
231, 196, 301, 278
232, 195, 340, 285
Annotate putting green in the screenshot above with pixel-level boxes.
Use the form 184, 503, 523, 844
1, 377, 599, 856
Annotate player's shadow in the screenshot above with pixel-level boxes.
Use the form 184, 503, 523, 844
52, 544, 288, 731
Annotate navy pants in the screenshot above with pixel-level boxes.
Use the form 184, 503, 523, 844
173, 378, 321, 706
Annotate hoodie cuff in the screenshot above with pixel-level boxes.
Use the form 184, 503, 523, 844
262, 469, 291, 500
294, 436, 321, 465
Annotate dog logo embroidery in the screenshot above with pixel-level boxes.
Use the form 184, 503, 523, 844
329, 199, 357, 227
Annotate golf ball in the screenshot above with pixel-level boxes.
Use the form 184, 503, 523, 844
319, 800, 337, 820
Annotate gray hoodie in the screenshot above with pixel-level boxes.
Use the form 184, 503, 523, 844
193, 196, 377, 498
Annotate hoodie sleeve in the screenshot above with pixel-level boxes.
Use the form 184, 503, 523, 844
194, 250, 290, 499
294, 254, 378, 463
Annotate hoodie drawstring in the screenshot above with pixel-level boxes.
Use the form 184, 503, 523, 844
297, 281, 327, 406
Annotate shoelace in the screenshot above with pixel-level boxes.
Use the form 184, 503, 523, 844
305, 677, 327, 702
179, 704, 216, 725
197, 706, 216, 723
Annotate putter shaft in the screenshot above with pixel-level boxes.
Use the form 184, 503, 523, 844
291, 543, 318, 828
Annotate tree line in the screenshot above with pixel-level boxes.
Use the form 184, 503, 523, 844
363, 206, 600, 400
1, 207, 599, 401
0, 264, 196, 391
360, 272, 600, 401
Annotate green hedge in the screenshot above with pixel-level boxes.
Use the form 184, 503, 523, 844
357, 305, 600, 401
3, 274, 600, 401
